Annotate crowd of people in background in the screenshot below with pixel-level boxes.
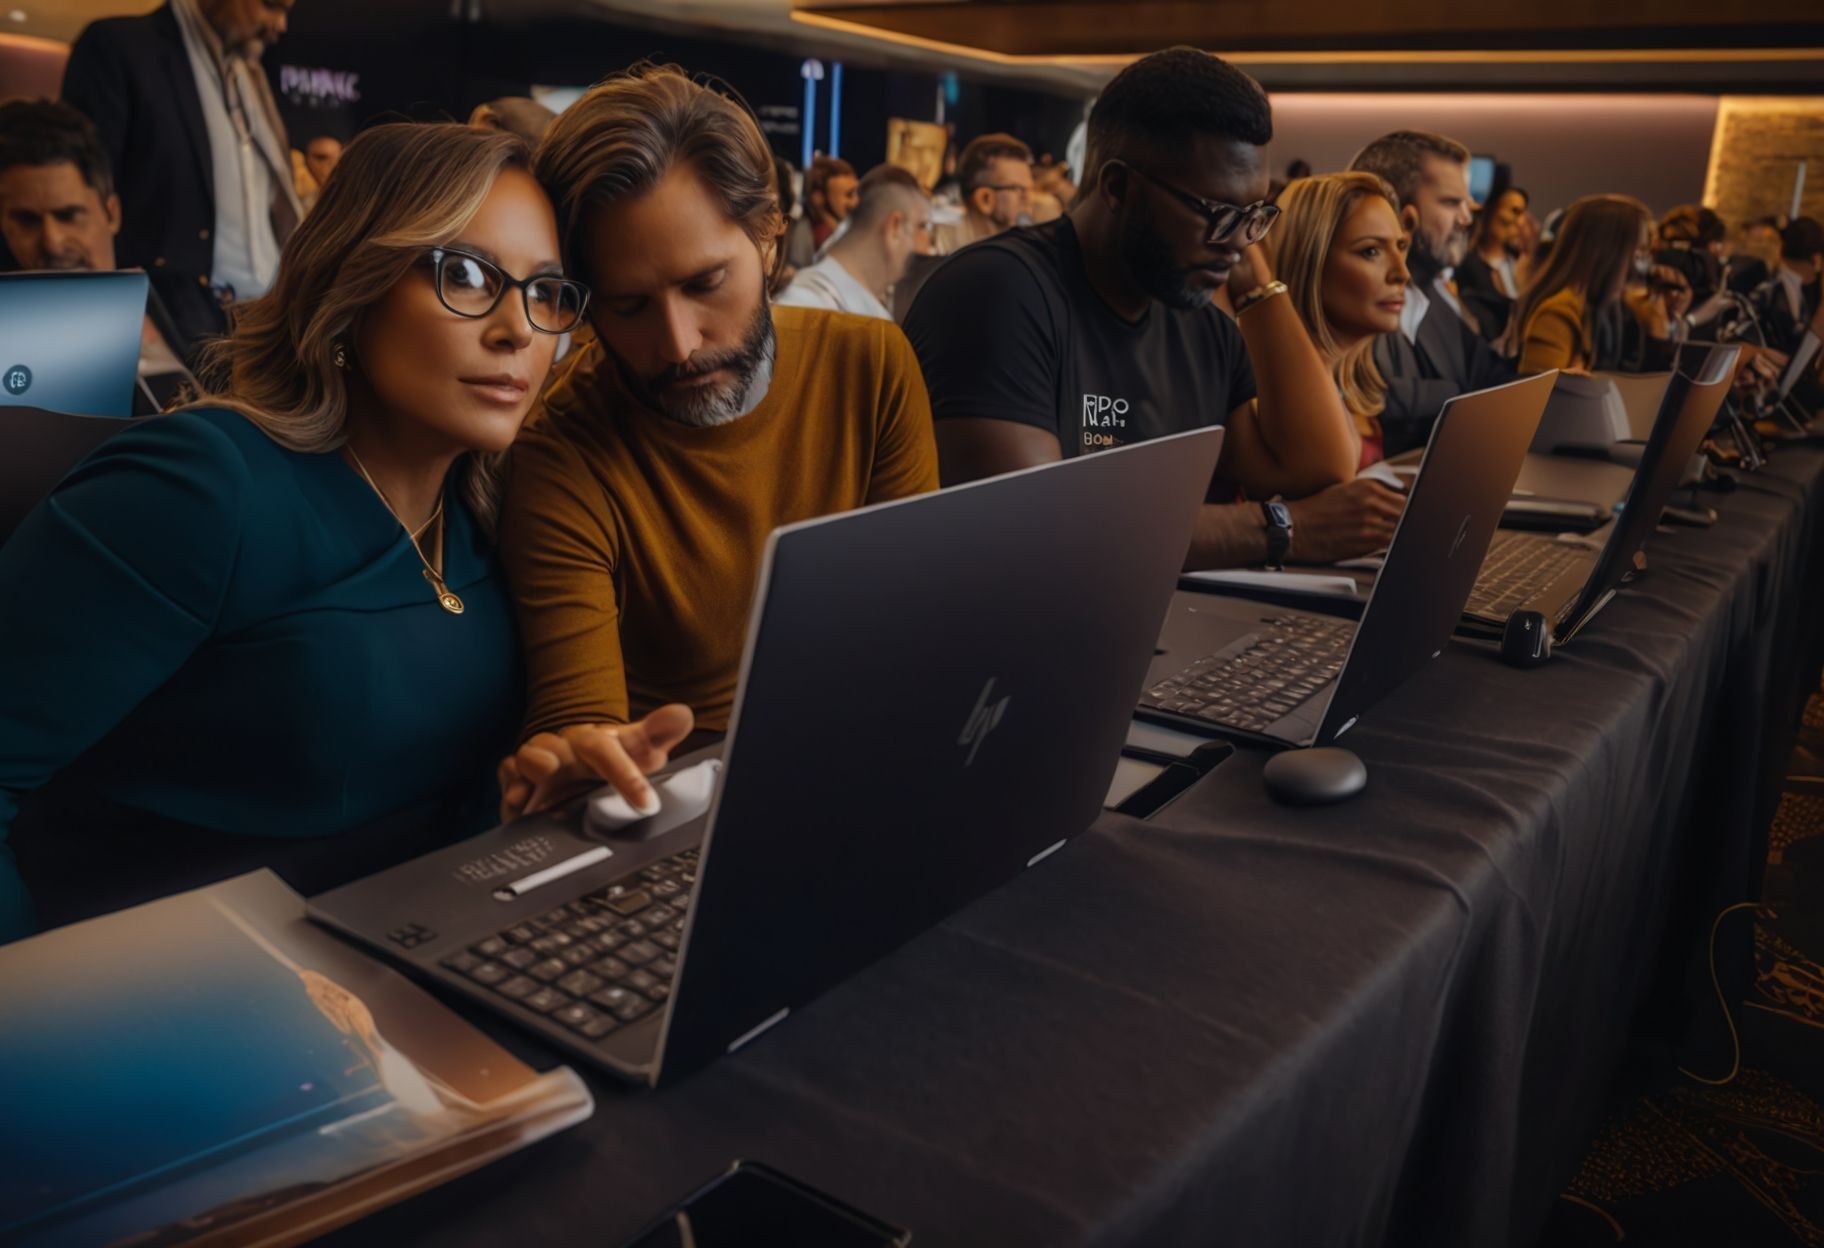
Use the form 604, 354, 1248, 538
0, 13, 1821, 939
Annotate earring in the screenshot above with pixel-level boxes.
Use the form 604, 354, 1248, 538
333, 343, 349, 370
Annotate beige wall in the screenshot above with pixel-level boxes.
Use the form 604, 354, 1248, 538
1266, 92, 1721, 218
1704, 97, 1824, 227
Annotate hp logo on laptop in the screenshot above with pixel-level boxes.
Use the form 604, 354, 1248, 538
3, 364, 29, 396
958, 678, 1010, 767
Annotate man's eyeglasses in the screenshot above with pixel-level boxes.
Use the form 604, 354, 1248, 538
423, 247, 590, 334
1119, 163, 1280, 248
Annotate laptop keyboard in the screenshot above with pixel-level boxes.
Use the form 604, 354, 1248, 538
438, 847, 697, 1043
1465, 531, 1587, 619
1139, 614, 1352, 734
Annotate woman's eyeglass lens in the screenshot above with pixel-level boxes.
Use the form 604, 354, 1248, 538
430, 248, 589, 334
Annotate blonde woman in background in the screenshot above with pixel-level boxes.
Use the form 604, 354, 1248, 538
1267, 170, 1412, 466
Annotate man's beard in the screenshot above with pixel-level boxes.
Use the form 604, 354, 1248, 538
39, 251, 92, 271
1119, 200, 1223, 311
1412, 220, 1471, 277
611, 298, 774, 429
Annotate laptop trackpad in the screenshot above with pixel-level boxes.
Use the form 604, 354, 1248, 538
586, 759, 722, 841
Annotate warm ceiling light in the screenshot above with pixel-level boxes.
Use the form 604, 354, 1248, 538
6, 10, 26, 22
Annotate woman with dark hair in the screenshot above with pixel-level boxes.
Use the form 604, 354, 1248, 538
1458, 185, 1530, 341
1511, 193, 1691, 374
0, 122, 688, 942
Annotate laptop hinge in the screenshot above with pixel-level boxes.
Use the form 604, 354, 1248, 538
727, 1007, 790, 1054
1026, 838, 1067, 868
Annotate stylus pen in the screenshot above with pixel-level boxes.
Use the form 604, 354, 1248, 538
492, 845, 613, 901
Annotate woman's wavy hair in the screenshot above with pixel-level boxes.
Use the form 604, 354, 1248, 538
185, 122, 531, 535
1269, 170, 1401, 434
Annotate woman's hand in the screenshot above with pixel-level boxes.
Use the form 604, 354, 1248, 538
497, 703, 696, 822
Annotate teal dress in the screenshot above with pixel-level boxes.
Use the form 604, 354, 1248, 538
0, 409, 520, 942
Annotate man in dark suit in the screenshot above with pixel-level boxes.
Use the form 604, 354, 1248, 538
1350, 129, 1515, 457
62, 0, 301, 363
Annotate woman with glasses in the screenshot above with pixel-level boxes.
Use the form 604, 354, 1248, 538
0, 123, 689, 943
1511, 193, 1692, 375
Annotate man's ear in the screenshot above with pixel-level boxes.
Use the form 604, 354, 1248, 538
1399, 202, 1420, 237
105, 192, 122, 236
1097, 160, 1128, 209
969, 185, 994, 218
885, 208, 905, 241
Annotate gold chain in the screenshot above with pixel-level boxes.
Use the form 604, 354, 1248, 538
344, 443, 465, 615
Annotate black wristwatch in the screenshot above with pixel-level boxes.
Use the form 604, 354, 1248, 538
1260, 500, 1293, 570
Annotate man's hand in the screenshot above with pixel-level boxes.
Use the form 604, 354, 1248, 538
1284, 477, 1406, 563
498, 704, 696, 822
1648, 264, 1693, 323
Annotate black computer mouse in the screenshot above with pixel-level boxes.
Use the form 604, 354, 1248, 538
1262, 747, 1367, 806
1500, 610, 1553, 669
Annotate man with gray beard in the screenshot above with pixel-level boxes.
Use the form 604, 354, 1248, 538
497, 65, 937, 816
1350, 130, 1514, 457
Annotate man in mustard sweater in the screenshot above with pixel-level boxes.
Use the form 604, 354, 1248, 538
496, 65, 938, 816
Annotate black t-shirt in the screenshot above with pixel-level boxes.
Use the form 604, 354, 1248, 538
903, 216, 1257, 458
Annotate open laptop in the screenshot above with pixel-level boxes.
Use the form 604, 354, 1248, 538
1459, 345, 1738, 640
310, 426, 1225, 1087
1137, 372, 1554, 746
0, 271, 148, 418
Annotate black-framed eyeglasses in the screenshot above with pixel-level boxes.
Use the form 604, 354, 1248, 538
1118, 163, 1280, 248
423, 246, 590, 334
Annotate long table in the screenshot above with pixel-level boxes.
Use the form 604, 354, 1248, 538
324, 446, 1824, 1248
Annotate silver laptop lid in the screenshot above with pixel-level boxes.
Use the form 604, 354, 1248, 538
0, 270, 148, 418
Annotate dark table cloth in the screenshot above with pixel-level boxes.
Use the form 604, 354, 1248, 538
323, 446, 1824, 1248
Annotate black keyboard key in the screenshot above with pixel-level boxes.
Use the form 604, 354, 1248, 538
639, 906, 677, 927
539, 906, 572, 928
558, 969, 604, 997
467, 960, 509, 986
652, 930, 681, 951
554, 1002, 605, 1032
589, 985, 654, 1022
603, 887, 653, 916
442, 950, 480, 975
624, 969, 661, 994
560, 945, 596, 968
579, 1014, 618, 1040
592, 956, 631, 980
500, 947, 538, 970
505, 924, 539, 945
652, 879, 681, 898
528, 957, 568, 982
472, 937, 508, 959
621, 940, 661, 965
617, 920, 649, 940
652, 955, 678, 978
645, 982, 671, 1003
529, 932, 572, 953
522, 987, 566, 1014
496, 975, 537, 1000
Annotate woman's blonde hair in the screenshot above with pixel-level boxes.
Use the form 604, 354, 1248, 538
1268, 171, 1401, 436
185, 122, 531, 535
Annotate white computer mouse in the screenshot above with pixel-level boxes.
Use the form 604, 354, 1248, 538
585, 758, 721, 837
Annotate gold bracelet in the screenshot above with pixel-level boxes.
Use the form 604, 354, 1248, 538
1233, 280, 1288, 317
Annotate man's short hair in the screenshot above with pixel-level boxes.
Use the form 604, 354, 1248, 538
956, 133, 1032, 191
1782, 216, 1824, 262
848, 162, 926, 229
1349, 130, 1470, 210
0, 99, 113, 200
1080, 48, 1271, 186
535, 63, 783, 283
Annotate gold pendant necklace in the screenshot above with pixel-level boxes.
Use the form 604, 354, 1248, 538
344, 443, 464, 615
